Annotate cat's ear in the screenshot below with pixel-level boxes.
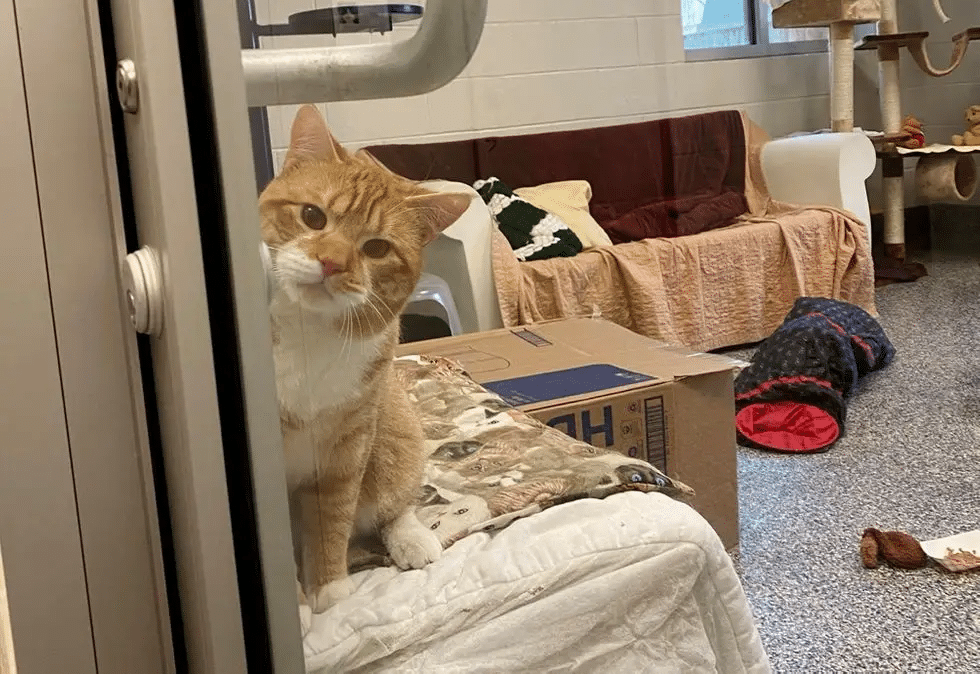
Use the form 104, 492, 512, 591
355, 149, 416, 188
353, 148, 392, 172
283, 104, 349, 170
406, 191, 472, 244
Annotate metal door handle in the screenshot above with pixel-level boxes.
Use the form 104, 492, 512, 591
241, 0, 487, 106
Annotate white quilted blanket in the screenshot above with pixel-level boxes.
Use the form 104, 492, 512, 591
303, 491, 770, 673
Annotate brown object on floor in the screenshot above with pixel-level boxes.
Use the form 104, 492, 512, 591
874, 255, 929, 286
874, 241, 929, 286
860, 528, 930, 570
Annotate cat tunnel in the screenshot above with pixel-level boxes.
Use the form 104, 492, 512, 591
735, 297, 895, 454
914, 149, 978, 203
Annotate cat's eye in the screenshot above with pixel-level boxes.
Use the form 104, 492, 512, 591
362, 238, 390, 258
300, 204, 326, 230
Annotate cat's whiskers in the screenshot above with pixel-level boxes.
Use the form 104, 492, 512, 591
362, 292, 390, 328
352, 305, 366, 348
340, 307, 353, 363
367, 289, 397, 321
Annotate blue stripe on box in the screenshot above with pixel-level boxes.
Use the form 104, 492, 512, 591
484, 364, 656, 407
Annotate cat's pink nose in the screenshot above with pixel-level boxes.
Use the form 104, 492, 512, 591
320, 258, 343, 277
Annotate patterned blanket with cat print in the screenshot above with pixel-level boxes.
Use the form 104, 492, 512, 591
348, 355, 694, 571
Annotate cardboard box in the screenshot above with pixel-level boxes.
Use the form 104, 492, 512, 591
397, 317, 741, 550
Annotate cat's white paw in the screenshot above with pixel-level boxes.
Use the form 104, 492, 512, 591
298, 601, 313, 636
385, 511, 443, 570
310, 576, 355, 614
295, 579, 313, 636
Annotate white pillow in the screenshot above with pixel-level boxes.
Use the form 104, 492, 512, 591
514, 180, 613, 248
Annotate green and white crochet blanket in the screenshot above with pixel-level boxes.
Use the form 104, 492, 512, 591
474, 177, 583, 261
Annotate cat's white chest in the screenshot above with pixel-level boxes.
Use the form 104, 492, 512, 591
270, 295, 388, 413
273, 325, 384, 418
271, 300, 388, 486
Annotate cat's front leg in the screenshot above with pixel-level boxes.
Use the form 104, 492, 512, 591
295, 474, 361, 614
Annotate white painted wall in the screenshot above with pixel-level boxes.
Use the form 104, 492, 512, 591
258, 0, 833, 170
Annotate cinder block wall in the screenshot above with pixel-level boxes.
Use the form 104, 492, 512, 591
259, 0, 834, 170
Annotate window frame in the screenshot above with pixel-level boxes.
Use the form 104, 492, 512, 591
684, 0, 828, 61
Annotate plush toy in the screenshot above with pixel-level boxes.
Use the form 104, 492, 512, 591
898, 115, 926, 149
860, 528, 929, 570
951, 105, 980, 146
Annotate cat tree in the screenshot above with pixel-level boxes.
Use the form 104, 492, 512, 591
773, 0, 980, 274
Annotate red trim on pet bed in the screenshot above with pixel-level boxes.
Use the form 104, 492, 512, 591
736, 401, 840, 452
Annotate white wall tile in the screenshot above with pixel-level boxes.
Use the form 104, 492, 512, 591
467, 19, 639, 77
263, 0, 831, 153
471, 66, 673, 130
741, 96, 830, 137
326, 94, 432, 143
272, 148, 288, 175
486, 0, 676, 23
267, 0, 315, 24
252, 0, 271, 25
637, 15, 684, 64
425, 79, 475, 134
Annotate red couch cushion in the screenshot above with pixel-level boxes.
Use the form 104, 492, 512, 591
364, 111, 748, 242
362, 139, 481, 184
597, 190, 749, 243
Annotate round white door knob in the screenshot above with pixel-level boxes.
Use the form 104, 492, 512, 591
123, 246, 164, 335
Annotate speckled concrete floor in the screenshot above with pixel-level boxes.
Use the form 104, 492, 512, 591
725, 213, 980, 673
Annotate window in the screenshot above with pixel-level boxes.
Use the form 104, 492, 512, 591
682, 0, 827, 58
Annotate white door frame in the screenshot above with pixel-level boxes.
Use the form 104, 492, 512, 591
1, 0, 173, 671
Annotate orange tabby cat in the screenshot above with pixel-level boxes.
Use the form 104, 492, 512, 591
259, 105, 470, 613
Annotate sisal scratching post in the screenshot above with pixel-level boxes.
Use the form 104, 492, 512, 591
830, 23, 855, 132
771, 1, 881, 132
877, 0, 906, 260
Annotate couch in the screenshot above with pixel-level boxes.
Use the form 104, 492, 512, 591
366, 111, 878, 352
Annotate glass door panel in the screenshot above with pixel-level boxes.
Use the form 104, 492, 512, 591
104, 0, 485, 670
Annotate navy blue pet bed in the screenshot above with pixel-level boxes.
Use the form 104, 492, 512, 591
734, 297, 895, 453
